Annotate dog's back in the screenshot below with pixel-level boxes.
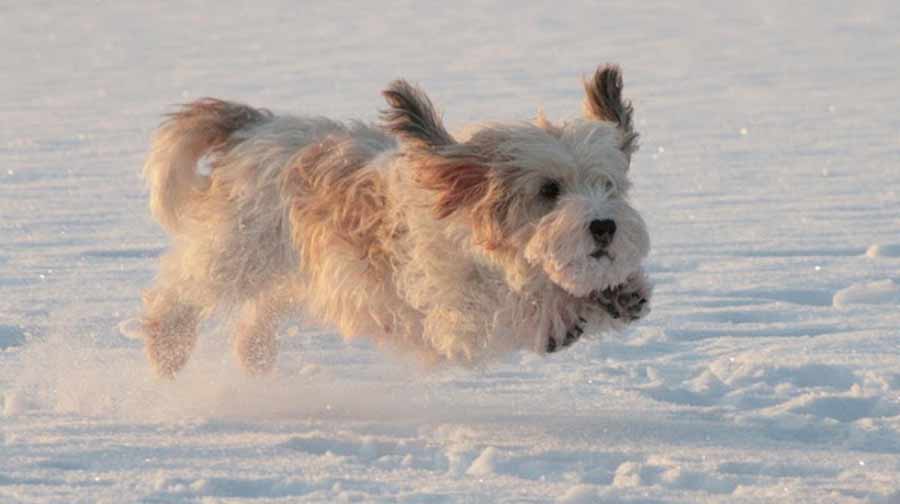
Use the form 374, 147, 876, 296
145, 100, 396, 294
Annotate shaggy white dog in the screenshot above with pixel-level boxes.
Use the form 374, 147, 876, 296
141, 65, 652, 377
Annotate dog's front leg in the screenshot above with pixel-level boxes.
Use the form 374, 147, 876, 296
545, 272, 652, 354
545, 318, 585, 353
594, 271, 652, 323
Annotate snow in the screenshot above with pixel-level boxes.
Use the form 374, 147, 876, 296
867, 244, 900, 259
834, 280, 900, 307
2, 1, 900, 502
556, 484, 597, 504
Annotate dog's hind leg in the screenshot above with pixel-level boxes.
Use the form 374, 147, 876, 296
233, 290, 288, 375
141, 285, 203, 379
141, 244, 219, 379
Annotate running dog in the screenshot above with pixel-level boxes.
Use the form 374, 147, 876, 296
141, 65, 651, 377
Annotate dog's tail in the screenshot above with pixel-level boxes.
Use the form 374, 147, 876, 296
144, 98, 272, 232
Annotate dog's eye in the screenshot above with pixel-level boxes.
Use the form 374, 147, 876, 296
539, 180, 561, 201
604, 180, 614, 192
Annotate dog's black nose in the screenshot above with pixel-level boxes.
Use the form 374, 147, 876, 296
590, 219, 617, 247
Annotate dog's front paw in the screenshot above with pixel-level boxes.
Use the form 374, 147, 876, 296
546, 320, 585, 353
594, 274, 652, 323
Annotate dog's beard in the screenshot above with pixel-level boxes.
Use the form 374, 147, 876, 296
523, 198, 649, 298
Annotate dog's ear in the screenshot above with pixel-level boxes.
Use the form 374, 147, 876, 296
583, 65, 639, 154
381, 80, 455, 148
415, 154, 490, 219
382, 80, 491, 219
534, 109, 563, 138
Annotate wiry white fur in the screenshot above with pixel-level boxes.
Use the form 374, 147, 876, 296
522, 120, 650, 297
140, 67, 652, 378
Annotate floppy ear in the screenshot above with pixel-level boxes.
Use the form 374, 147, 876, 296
415, 155, 490, 219
382, 80, 490, 219
381, 80, 455, 148
583, 65, 639, 154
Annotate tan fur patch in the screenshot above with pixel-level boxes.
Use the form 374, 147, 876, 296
414, 155, 489, 219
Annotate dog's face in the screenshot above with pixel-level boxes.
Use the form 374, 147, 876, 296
499, 120, 649, 297
382, 66, 649, 299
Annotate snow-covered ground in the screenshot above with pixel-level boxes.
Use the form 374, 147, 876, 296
3, 1, 900, 502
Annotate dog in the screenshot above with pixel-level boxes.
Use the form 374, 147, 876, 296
140, 65, 652, 378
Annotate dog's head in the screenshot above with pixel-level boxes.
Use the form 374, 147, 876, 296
382, 65, 649, 299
